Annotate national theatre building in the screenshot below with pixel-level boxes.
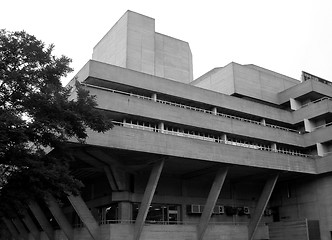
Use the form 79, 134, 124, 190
4, 10, 332, 240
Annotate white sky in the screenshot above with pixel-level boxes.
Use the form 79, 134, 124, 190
1, 0, 332, 85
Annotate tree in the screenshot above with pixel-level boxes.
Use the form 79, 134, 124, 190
0, 29, 113, 216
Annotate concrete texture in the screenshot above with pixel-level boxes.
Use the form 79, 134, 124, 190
92, 11, 193, 83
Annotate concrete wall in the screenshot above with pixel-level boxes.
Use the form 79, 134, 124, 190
126, 11, 155, 76
155, 33, 193, 83
271, 173, 332, 240
192, 62, 299, 104
233, 63, 299, 104
92, 11, 193, 83
192, 64, 234, 95
92, 12, 128, 68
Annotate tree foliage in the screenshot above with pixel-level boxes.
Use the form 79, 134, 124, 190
0, 29, 113, 216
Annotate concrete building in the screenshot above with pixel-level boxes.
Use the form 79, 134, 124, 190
4, 10, 332, 240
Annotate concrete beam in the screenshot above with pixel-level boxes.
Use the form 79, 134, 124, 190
67, 194, 99, 240
248, 174, 279, 240
22, 212, 40, 240
134, 160, 164, 240
12, 218, 28, 239
29, 201, 54, 240
2, 217, 19, 240
46, 195, 73, 240
197, 167, 228, 240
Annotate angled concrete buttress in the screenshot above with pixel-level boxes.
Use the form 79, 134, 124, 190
2, 217, 19, 240
46, 195, 74, 240
28, 201, 55, 240
67, 194, 99, 240
12, 218, 28, 239
248, 174, 279, 240
104, 165, 117, 190
197, 167, 229, 240
22, 211, 40, 240
134, 160, 164, 240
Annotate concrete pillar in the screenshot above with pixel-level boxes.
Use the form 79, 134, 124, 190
134, 160, 164, 240
151, 93, 157, 102
67, 194, 99, 240
248, 174, 279, 240
317, 143, 328, 157
46, 195, 73, 240
104, 166, 118, 191
271, 143, 277, 152
22, 212, 40, 240
290, 98, 301, 110
220, 134, 227, 143
158, 122, 164, 133
197, 168, 228, 240
12, 218, 28, 239
28, 201, 54, 240
118, 202, 132, 223
104, 166, 128, 191
212, 107, 217, 115
304, 119, 315, 132
260, 118, 266, 126
2, 217, 19, 240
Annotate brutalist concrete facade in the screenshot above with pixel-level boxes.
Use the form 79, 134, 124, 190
5, 10, 332, 240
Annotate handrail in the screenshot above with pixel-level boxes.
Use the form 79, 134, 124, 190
112, 121, 313, 158
300, 97, 331, 108
82, 83, 300, 134
98, 219, 249, 225
313, 122, 332, 130
323, 151, 332, 156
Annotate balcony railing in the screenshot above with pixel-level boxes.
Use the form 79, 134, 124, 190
112, 121, 313, 158
313, 121, 332, 130
300, 97, 331, 108
82, 83, 301, 134
98, 219, 249, 225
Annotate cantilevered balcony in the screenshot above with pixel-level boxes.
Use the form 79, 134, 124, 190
78, 125, 316, 174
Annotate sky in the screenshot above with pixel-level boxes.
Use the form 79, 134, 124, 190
1, 0, 332, 85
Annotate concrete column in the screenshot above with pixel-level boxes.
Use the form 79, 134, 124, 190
22, 212, 40, 240
220, 134, 227, 143
158, 122, 164, 133
197, 168, 228, 240
151, 93, 157, 102
260, 118, 266, 126
212, 107, 217, 115
12, 218, 28, 239
134, 160, 164, 240
104, 166, 117, 191
304, 118, 315, 132
271, 143, 277, 152
2, 217, 19, 240
248, 174, 279, 240
28, 201, 54, 240
104, 166, 128, 191
317, 143, 328, 157
118, 202, 132, 223
46, 195, 73, 240
290, 98, 301, 110
67, 194, 99, 240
